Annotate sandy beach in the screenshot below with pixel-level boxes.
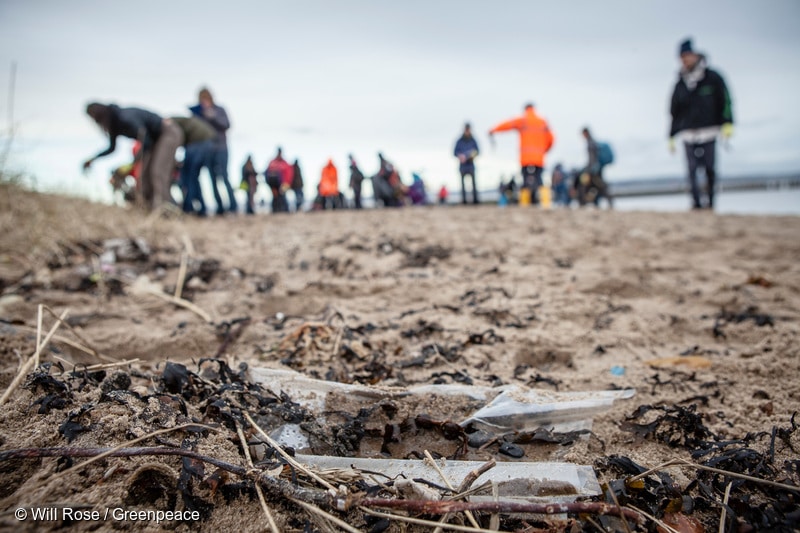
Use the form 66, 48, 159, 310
1, 184, 798, 531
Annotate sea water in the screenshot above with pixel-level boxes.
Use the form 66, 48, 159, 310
613, 189, 800, 216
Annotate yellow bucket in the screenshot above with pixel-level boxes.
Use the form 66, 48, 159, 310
519, 188, 531, 206
539, 186, 551, 209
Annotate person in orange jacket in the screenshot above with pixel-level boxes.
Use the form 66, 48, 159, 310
319, 159, 340, 209
489, 103, 554, 205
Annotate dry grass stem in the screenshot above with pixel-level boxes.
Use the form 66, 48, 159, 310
34, 304, 43, 368
243, 411, 336, 491
292, 499, 362, 533
361, 508, 492, 532
235, 422, 280, 533
719, 481, 732, 533
174, 250, 188, 300
135, 284, 212, 323
630, 457, 800, 493
628, 505, 680, 533
51, 355, 141, 372
423, 450, 481, 532
41, 304, 117, 362
0, 308, 68, 406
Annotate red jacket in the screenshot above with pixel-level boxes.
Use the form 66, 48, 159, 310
319, 160, 338, 196
490, 107, 554, 167
267, 157, 293, 186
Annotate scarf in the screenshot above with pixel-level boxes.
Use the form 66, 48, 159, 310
681, 56, 707, 91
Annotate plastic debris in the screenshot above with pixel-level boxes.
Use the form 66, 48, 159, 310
251, 368, 635, 433
297, 454, 602, 504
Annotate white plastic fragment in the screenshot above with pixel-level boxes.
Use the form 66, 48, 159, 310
298, 454, 602, 504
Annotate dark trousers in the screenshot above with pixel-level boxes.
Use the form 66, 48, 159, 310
270, 188, 288, 213
352, 185, 362, 209
293, 188, 304, 212
208, 147, 238, 213
180, 140, 212, 215
521, 165, 543, 204
684, 140, 717, 209
460, 170, 479, 204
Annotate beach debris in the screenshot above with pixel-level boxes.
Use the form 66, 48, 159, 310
251, 367, 634, 434
646, 355, 712, 369
610, 365, 626, 376
711, 305, 775, 338
745, 274, 774, 288
296, 454, 602, 504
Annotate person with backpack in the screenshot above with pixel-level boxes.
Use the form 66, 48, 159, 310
264, 147, 293, 213
489, 103, 554, 205
669, 38, 734, 210
580, 127, 614, 208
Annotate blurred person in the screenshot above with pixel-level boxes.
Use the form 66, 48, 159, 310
291, 159, 304, 212
438, 184, 448, 205
241, 155, 258, 215
580, 127, 614, 208
348, 154, 365, 209
408, 173, 427, 205
453, 122, 480, 204
373, 152, 401, 207
551, 164, 570, 207
84, 102, 183, 210
265, 147, 293, 213
489, 103, 554, 205
172, 116, 217, 215
190, 87, 238, 214
669, 38, 734, 210
319, 159, 340, 210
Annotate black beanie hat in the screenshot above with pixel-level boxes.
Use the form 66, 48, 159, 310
679, 38, 693, 56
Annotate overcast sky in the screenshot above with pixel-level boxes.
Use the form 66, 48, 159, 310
1, 0, 799, 203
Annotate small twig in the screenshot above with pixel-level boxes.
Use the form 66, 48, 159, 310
244, 411, 336, 491
34, 304, 43, 368
606, 481, 632, 533
15, 326, 116, 363
627, 504, 680, 533
719, 482, 732, 533
0, 308, 68, 405
0, 445, 337, 511
361, 507, 494, 533
51, 356, 141, 373
292, 499, 361, 533
489, 481, 499, 531
236, 422, 279, 533
45, 422, 217, 484
181, 234, 195, 256
424, 449, 480, 532
629, 457, 800, 493
361, 498, 641, 521
136, 285, 212, 323
42, 305, 118, 362
174, 250, 188, 300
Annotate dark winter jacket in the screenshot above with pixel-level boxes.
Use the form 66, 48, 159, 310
291, 163, 304, 191
189, 104, 230, 147
349, 163, 365, 190
454, 135, 479, 174
670, 60, 733, 137
94, 105, 163, 159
